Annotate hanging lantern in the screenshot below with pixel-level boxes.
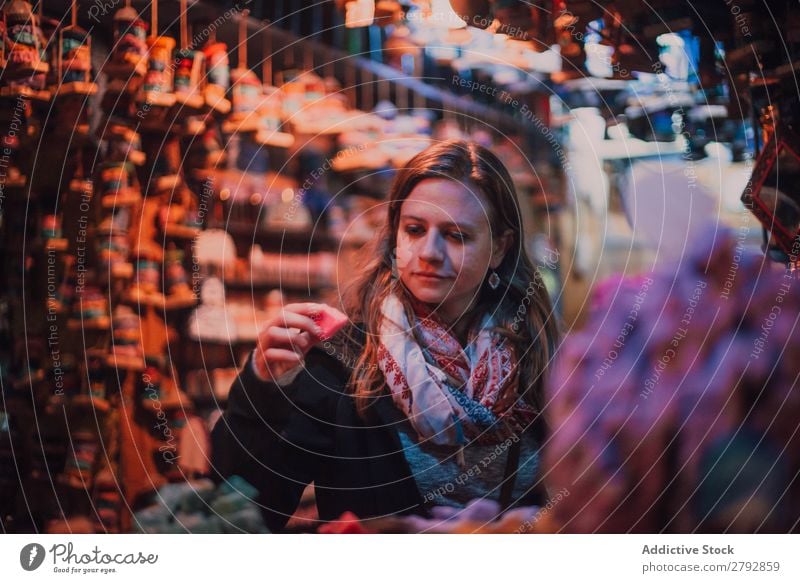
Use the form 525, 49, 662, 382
2, 0, 48, 78
53, 1, 97, 96
255, 86, 294, 148
202, 41, 231, 114
224, 10, 261, 133
143, 37, 176, 103
172, 0, 205, 113
105, 4, 148, 83
173, 49, 204, 110
140, 3, 176, 109
225, 68, 264, 133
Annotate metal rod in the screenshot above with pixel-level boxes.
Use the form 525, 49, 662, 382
262, 23, 272, 85
239, 9, 250, 69
180, 0, 187, 49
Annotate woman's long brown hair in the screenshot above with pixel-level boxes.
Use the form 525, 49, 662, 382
344, 140, 559, 443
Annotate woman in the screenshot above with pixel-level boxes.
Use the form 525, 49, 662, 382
211, 140, 558, 532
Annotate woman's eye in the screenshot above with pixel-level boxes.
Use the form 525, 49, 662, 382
448, 231, 467, 242
404, 225, 424, 236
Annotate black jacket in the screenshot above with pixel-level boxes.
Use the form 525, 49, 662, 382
210, 328, 544, 532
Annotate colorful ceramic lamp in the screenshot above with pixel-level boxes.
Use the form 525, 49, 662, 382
1, 0, 48, 78
106, 2, 148, 81
173, 0, 205, 113
52, 0, 97, 96
140, 2, 176, 109
224, 11, 262, 133
201, 34, 231, 114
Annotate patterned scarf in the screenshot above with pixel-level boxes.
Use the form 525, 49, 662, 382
378, 294, 535, 453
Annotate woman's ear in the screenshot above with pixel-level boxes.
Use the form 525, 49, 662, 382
490, 229, 514, 269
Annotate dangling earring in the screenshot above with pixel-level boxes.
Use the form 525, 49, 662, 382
487, 270, 500, 290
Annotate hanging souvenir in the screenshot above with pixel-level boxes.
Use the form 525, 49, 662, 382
139, 2, 176, 109
51, 1, 96, 96
0, 0, 49, 99
1, 0, 48, 78
202, 39, 231, 114
104, 2, 148, 89
256, 85, 293, 148
223, 11, 261, 133
173, 0, 205, 113
254, 33, 292, 148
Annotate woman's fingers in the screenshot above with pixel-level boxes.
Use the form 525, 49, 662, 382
270, 308, 325, 338
260, 348, 305, 364
253, 304, 332, 382
262, 326, 314, 353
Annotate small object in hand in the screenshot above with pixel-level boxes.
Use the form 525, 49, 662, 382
310, 306, 349, 341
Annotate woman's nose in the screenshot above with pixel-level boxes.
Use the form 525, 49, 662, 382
419, 231, 445, 263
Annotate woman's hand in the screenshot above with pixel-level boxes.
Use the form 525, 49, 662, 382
252, 303, 327, 382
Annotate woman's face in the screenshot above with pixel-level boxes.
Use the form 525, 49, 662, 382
395, 178, 511, 323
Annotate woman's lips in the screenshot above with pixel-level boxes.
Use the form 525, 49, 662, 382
414, 272, 450, 281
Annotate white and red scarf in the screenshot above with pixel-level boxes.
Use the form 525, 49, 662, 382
377, 294, 534, 449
